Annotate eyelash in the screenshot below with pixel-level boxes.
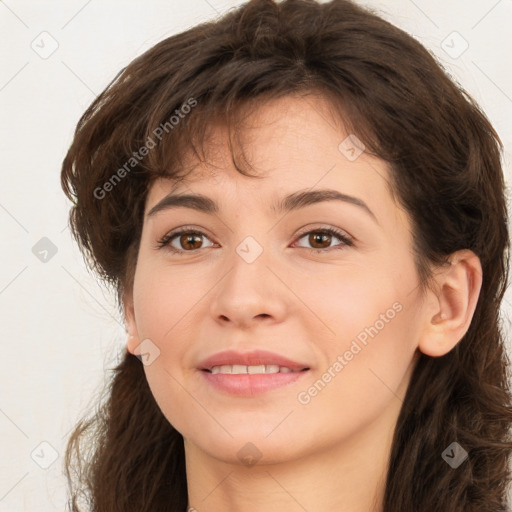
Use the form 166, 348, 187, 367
155, 225, 354, 255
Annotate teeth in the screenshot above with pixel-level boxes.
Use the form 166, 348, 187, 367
210, 364, 296, 375
247, 364, 266, 374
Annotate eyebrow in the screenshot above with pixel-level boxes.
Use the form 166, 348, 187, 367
147, 188, 378, 224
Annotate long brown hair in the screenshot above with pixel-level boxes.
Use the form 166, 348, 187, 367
60, 0, 512, 510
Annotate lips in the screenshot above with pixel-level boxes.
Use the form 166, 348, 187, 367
198, 349, 311, 396
198, 349, 310, 372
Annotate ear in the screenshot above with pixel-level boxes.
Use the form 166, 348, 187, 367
418, 249, 482, 357
123, 289, 141, 357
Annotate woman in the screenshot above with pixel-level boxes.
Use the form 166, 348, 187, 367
60, 0, 512, 510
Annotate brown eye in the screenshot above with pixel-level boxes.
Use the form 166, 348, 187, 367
178, 233, 203, 250
294, 228, 353, 252
157, 229, 215, 253
308, 232, 332, 249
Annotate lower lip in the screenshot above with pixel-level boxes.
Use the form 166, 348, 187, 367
200, 370, 309, 396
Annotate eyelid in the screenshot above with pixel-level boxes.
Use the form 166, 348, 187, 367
294, 224, 352, 241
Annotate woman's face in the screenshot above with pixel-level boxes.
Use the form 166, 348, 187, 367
125, 93, 426, 466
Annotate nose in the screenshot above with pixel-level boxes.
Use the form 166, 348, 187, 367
209, 244, 288, 330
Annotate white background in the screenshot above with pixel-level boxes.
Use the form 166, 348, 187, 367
0, 0, 511, 510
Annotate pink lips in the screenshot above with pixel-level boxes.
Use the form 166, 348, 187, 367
198, 349, 310, 397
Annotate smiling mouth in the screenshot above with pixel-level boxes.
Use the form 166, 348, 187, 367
204, 365, 310, 375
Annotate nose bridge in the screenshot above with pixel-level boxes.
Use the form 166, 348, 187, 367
209, 233, 286, 326
224, 233, 271, 301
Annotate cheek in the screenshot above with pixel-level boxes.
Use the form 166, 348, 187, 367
294, 301, 417, 446
133, 258, 212, 343
293, 262, 404, 343
297, 265, 416, 404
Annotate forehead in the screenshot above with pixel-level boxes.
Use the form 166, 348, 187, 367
144, 93, 399, 225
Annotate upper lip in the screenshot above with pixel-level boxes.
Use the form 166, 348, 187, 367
198, 350, 310, 371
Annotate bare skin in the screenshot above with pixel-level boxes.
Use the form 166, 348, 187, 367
124, 92, 482, 512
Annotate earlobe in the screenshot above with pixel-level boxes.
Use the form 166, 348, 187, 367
126, 334, 141, 356
417, 250, 482, 358
123, 291, 141, 356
